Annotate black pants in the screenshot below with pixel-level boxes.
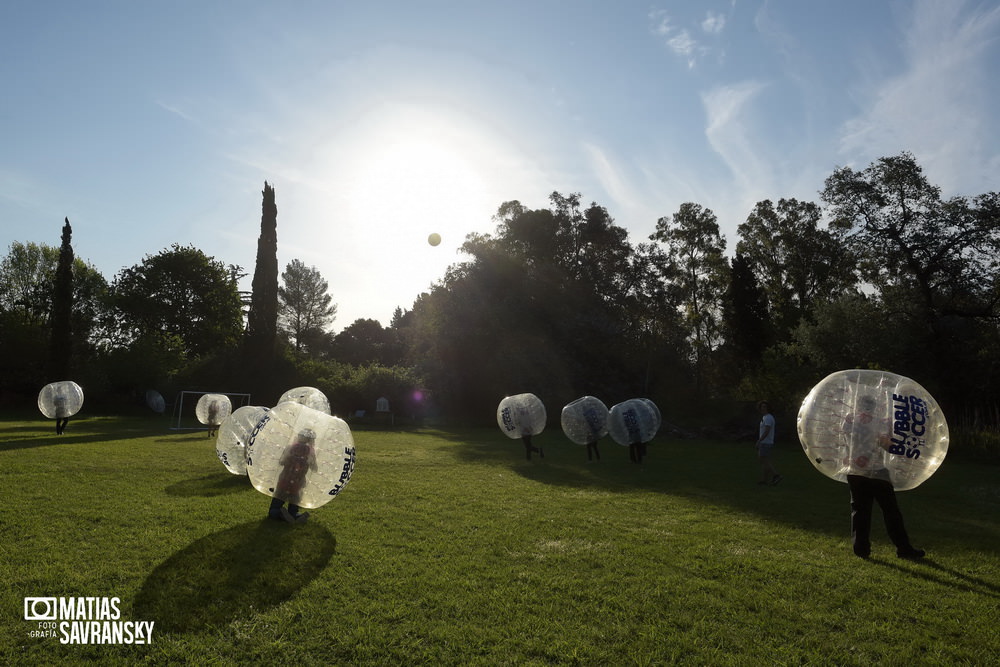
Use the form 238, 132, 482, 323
586, 441, 600, 461
269, 496, 301, 517
847, 475, 914, 556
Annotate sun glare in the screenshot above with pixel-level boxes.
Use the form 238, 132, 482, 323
344, 109, 494, 253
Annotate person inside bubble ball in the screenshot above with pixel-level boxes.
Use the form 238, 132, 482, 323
206, 400, 220, 439
53, 392, 70, 435
844, 394, 925, 560
268, 428, 319, 524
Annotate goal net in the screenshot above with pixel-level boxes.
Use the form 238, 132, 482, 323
170, 390, 252, 430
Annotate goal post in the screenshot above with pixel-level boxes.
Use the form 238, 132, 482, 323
170, 390, 252, 430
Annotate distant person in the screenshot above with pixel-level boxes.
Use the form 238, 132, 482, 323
207, 400, 220, 438
268, 429, 318, 524
756, 401, 782, 485
54, 392, 70, 435
843, 395, 924, 559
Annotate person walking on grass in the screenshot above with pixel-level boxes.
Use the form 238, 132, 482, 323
843, 394, 924, 560
756, 401, 782, 486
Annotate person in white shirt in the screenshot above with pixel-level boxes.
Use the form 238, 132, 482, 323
756, 401, 782, 486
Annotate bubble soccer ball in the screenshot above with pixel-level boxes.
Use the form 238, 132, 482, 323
216, 405, 270, 475
38, 381, 84, 419
145, 389, 166, 414
608, 399, 659, 446
278, 386, 331, 415
497, 393, 547, 439
797, 369, 949, 491
196, 393, 232, 426
561, 396, 609, 445
640, 398, 662, 433
245, 401, 356, 509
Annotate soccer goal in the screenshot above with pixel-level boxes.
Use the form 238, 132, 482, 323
170, 390, 252, 431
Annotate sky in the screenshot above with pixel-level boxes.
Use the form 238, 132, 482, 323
2, 0, 999, 331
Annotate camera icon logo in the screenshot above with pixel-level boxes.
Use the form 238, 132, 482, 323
24, 597, 58, 621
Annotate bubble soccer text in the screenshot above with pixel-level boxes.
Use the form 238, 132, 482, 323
888, 394, 927, 458
328, 446, 356, 496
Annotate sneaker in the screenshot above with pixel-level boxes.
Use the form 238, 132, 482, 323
770, 475, 784, 486
897, 548, 926, 560
294, 512, 310, 524
279, 507, 297, 524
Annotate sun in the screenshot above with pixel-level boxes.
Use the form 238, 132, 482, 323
343, 108, 492, 248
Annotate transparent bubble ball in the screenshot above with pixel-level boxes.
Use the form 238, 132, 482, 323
278, 386, 331, 415
797, 369, 949, 491
145, 389, 165, 414
497, 393, 547, 439
561, 396, 609, 445
38, 381, 84, 419
245, 401, 356, 509
216, 405, 270, 475
196, 393, 232, 426
608, 398, 660, 446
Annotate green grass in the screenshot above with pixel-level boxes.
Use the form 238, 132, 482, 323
1, 415, 998, 665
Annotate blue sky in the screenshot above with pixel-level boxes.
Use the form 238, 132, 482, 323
3, 0, 999, 330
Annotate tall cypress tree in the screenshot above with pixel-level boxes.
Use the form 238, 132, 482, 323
49, 217, 74, 379
245, 182, 279, 360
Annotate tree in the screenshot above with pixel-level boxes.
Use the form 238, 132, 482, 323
0, 240, 108, 394
723, 251, 770, 372
405, 193, 687, 418
49, 218, 74, 379
822, 153, 1000, 319
109, 244, 243, 359
245, 181, 279, 359
821, 152, 1000, 408
650, 203, 730, 393
278, 259, 337, 353
736, 198, 857, 335
332, 318, 396, 366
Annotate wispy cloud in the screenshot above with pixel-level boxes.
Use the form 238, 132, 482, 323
838, 0, 1000, 194
649, 9, 728, 68
702, 81, 769, 189
155, 100, 197, 124
699, 80, 779, 228
702, 11, 726, 34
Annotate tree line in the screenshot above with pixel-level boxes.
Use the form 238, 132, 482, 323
2, 154, 999, 446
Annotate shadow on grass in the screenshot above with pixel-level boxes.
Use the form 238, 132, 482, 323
870, 557, 1000, 599
166, 473, 254, 498
441, 429, 1000, 562
0, 418, 164, 451
133, 519, 336, 634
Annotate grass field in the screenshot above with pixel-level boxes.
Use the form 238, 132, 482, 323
1, 414, 998, 665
